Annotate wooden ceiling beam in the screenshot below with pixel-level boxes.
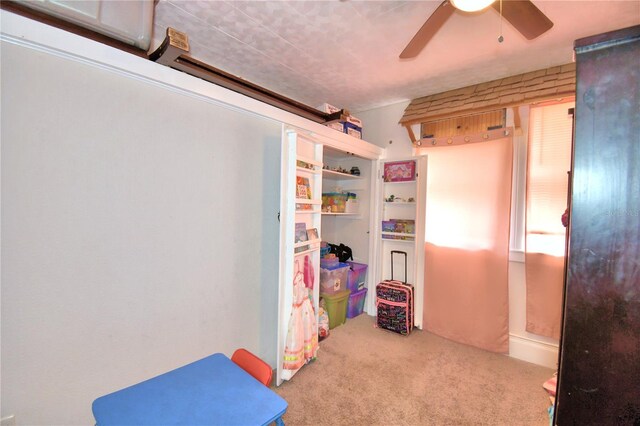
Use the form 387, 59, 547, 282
150, 28, 337, 124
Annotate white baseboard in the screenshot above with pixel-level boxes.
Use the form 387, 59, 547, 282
509, 334, 559, 369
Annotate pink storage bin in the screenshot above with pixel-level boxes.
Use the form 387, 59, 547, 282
346, 261, 368, 293
347, 288, 367, 318
320, 262, 349, 294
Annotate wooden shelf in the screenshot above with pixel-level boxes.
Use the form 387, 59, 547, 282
382, 231, 416, 237
381, 237, 415, 243
382, 180, 416, 185
295, 198, 322, 205
322, 169, 363, 180
381, 231, 415, 243
384, 201, 416, 206
296, 155, 322, 168
322, 212, 359, 217
294, 238, 321, 248
293, 245, 320, 257
296, 166, 322, 175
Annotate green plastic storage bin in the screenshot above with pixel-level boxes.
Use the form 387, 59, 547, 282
321, 289, 350, 329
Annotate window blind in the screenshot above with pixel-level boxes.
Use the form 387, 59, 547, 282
526, 101, 574, 256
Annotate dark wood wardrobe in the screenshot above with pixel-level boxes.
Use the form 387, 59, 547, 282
555, 25, 640, 425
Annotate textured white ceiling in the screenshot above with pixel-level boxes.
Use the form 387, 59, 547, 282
152, 1, 640, 113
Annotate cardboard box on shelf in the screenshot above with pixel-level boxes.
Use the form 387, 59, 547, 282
317, 103, 341, 114
344, 115, 363, 128
325, 121, 344, 132
343, 121, 362, 139
323, 112, 359, 125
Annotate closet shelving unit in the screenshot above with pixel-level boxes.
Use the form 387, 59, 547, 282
320, 147, 373, 266
381, 176, 417, 242
321, 168, 363, 218
375, 157, 428, 329
277, 127, 384, 387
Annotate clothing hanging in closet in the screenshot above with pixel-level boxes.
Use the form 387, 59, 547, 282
283, 256, 318, 372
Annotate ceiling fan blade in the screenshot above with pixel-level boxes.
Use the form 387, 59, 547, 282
492, 0, 553, 40
400, 0, 454, 59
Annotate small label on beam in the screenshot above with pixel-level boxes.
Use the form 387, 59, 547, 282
167, 28, 190, 52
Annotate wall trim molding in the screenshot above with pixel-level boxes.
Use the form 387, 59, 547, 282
509, 333, 559, 369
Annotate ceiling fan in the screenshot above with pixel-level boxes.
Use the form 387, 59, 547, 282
400, 0, 553, 59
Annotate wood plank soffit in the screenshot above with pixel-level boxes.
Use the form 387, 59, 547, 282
400, 63, 577, 127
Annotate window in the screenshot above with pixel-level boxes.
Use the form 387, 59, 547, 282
526, 101, 574, 256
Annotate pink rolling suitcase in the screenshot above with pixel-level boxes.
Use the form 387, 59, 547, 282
375, 250, 414, 336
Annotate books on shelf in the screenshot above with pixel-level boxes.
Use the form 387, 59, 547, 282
296, 160, 315, 170
296, 176, 312, 199
382, 220, 396, 233
295, 223, 308, 243
294, 222, 309, 253
306, 228, 319, 241
383, 160, 416, 182
382, 219, 415, 239
296, 203, 313, 211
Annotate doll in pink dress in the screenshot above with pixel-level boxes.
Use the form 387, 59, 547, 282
283, 258, 318, 373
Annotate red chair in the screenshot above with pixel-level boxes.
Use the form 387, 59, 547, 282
231, 348, 273, 387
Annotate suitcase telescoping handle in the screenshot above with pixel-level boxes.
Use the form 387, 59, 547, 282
390, 250, 408, 284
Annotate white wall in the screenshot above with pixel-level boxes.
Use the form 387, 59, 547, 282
357, 101, 559, 368
1, 40, 280, 424
358, 101, 413, 160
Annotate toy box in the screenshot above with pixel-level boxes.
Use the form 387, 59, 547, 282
320, 262, 349, 294
347, 288, 367, 318
321, 289, 350, 329
320, 256, 339, 269
345, 199, 359, 214
346, 261, 368, 292
322, 192, 348, 213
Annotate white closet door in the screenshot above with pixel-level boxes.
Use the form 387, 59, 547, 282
276, 128, 323, 385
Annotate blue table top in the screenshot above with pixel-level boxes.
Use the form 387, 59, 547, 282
92, 353, 287, 426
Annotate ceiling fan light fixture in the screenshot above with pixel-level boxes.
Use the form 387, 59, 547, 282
450, 0, 494, 12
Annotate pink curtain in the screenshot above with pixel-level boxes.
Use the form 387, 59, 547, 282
525, 254, 564, 338
524, 102, 573, 339
420, 137, 513, 353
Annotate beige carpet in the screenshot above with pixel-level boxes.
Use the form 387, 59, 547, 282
275, 314, 553, 425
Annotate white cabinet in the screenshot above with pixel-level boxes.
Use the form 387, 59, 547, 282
374, 157, 427, 329
276, 128, 382, 385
